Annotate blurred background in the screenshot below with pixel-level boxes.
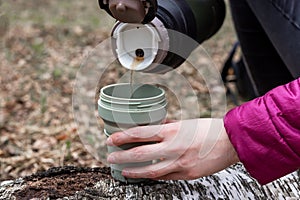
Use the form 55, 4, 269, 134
0, 0, 236, 181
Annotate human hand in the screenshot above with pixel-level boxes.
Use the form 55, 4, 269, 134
107, 118, 239, 180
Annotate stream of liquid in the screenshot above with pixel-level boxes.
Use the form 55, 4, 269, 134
130, 56, 144, 96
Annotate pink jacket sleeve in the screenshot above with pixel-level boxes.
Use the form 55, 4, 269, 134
224, 78, 300, 185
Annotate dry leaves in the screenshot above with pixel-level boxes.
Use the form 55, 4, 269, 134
0, 0, 236, 181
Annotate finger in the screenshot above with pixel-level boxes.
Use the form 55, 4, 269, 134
107, 125, 167, 146
161, 119, 178, 124
108, 143, 168, 164
122, 160, 179, 179
152, 172, 189, 181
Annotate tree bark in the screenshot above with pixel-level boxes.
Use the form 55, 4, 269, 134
0, 164, 299, 200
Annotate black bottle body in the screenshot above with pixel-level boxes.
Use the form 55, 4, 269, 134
99, 0, 226, 73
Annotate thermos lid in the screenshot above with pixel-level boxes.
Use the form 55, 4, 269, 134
108, 0, 146, 23
99, 0, 157, 24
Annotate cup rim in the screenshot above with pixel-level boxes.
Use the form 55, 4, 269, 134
100, 83, 165, 102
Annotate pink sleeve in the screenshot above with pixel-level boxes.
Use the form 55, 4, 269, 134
224, 78, 300, 185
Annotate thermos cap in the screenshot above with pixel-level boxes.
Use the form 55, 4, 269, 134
112, 22, 161, 71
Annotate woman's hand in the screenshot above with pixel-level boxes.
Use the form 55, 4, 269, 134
107, 118, 239, 180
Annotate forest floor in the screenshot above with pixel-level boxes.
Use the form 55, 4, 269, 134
0, 0, 238, 181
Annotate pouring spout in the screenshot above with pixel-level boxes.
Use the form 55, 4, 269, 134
112, 23, 161, 71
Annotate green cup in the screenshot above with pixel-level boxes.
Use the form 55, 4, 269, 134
98, 83, 167, 183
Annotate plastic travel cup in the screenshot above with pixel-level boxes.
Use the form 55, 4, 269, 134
98, 83, 167, 183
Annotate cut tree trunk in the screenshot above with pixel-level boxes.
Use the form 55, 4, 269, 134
0, 164, 299, 200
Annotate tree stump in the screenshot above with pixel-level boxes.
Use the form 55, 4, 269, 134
0, 164, 299, 199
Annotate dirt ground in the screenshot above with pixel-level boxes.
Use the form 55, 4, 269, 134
14, 166, 112, 199
0, 0, 237, 182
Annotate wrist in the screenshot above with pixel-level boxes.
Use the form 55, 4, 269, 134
222, 123, 240, 165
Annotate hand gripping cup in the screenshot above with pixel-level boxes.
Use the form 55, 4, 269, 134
98, 83, 167, 183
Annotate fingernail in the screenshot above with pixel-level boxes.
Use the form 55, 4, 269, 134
106, 137, 113, 146
107, 155, 115, 163
122, 170, 130, 177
